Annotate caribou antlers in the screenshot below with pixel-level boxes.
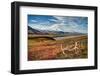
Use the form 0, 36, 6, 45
60, 41, 81, 55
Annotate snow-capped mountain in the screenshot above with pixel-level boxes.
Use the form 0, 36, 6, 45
48, 24, 63, 31
28, 25, 85, 36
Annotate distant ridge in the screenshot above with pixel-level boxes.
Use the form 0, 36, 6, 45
28, 26, 42, 34
28, 26, 85, 36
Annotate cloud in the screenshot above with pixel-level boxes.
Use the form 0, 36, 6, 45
48, 19, 58, 22
28, 16, 87, 33
53, 16, 65, 20
30, 20, 37, 23
29, 24, 50, 30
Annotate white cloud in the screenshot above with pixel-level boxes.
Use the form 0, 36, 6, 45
29, 24, 50, 30
48, 19, 58, 22
53, 16, 65, 21
31, 20, 37, 22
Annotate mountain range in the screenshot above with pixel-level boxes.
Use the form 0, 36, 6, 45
28, 26, 85, 36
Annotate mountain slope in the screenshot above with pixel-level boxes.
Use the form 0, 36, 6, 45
28, 26, 85, 36
28, 26, 42, 34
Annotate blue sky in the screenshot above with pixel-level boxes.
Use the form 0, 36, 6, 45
28, 15, 88, 33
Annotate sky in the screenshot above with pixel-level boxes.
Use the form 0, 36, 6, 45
28, 15, 88, 33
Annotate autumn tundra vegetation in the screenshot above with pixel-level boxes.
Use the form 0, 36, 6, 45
28, 34, 88, 61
